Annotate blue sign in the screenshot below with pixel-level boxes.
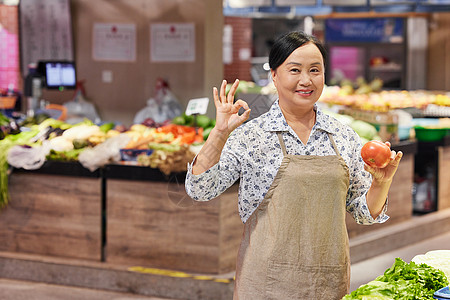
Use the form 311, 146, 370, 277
325, 18, 404, 43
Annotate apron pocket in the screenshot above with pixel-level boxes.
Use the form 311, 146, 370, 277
265, 260, 348, 300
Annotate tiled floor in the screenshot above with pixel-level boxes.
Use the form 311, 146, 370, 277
1, 231, 449, 300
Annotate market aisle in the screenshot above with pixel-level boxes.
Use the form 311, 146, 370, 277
0, 278, 177, 300
1, 231, 449, 300
350, 230, 450, 291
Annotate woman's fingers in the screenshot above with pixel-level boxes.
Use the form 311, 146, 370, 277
219, 80, 227, 103
234, 99, 250, 111
227, 79, 240, 104
213, 87, 220, 105
240, 106, 252, 122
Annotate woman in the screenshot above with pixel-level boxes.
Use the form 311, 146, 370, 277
185, 31, 402, 299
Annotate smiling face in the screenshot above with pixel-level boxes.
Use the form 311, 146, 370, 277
271, 42, 325, 111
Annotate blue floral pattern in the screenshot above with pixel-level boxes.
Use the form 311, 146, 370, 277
185, 100, 389, 224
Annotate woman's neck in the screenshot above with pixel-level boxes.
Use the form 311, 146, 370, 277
279, 102, 316, 144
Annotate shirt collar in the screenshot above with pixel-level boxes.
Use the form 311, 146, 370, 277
261, 99, 338, 135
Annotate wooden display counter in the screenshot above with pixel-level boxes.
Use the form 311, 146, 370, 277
104, 165, 243, 274
437, 136, 450, 210
438, 144, 450, 210
0, 169, 102, 261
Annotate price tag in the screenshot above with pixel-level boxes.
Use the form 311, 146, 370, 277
185, 97, 209, 116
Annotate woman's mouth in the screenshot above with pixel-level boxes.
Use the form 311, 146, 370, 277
296, 90, 313, 97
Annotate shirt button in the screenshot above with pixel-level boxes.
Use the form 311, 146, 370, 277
305, 151, 310, 155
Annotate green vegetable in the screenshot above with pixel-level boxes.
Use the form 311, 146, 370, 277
0, 129, 40, 208
171, 116, 185, 125
148, 142, 181, 152
343, 258, 449, 300
46, 148, 84, 162
72, 139, 89, 149
351, 120, 378, 140
0, 112, 9, 126
195, 115, 211, 129
203, 127, 213, 140
99, 122, 115, 133
182, 113, 194, 126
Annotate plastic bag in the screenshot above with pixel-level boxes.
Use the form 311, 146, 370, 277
64, 81, 101, 124
133, 78, 182, 124
78, 133, 131, 172
7, 141, 51, 170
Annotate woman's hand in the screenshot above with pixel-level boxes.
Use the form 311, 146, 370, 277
364, 142, 403, 183
191, 79, 251, 175
213, 79, 251, 135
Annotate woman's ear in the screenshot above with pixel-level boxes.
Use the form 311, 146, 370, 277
271, 69, 277, 87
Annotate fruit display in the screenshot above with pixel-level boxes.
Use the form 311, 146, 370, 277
320, 85, 450, 113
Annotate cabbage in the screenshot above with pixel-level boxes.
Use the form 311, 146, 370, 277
350, 120, 378, 140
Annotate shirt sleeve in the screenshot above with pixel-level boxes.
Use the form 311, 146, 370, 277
345, 133, 389, 225
185, 129, 243, 201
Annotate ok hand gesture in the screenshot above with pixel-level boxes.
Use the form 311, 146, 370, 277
213, 79, 251, 135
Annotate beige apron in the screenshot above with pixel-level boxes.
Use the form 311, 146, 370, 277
234, 132, 350, 300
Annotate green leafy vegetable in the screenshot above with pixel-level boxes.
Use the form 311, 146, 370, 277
0, 112, 10, 126
0, 129, 40, 208
343, 258, 449, 300
46, 149, 85, 162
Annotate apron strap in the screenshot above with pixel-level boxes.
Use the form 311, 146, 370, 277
277, 132, 288, 156
277, 132, 341, 157
327, 133, 341, 157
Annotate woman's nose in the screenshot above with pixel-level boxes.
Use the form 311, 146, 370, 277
298, 72, 311, 85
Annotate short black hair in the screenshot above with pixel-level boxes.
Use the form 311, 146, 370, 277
269, 31, 327, 71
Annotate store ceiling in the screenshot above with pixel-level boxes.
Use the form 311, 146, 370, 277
224, 0, 450, 16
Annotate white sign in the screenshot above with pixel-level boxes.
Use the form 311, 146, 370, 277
93, 23, 136, 62
150, 23, 195, 62
185, 97, 209, 116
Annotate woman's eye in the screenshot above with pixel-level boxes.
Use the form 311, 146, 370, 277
310, 68, 320, 73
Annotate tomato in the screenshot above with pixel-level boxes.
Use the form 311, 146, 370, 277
361, 140, 392, 168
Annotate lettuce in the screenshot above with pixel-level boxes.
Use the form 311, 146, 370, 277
343, 258, 449, 300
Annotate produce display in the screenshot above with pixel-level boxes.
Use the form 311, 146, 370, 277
343, 257, 449, 300
0, 112, 214, 208
320, 84, 450, 112
323, 110, 383, 144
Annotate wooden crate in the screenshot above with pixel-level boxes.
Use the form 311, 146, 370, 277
0, 173, 102, 261
106, 180, 243, 274
346, 153, 414, 238
438, 145, 450, 210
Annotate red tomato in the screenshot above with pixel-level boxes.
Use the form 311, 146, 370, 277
361, 140, 392, 168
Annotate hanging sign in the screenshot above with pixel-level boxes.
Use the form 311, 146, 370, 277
325, 18, 404, 43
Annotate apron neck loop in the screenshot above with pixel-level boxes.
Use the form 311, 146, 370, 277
277, 132, 288, 156
327, 133, 341, 156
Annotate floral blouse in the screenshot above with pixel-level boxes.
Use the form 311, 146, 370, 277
185, 100, 388, 224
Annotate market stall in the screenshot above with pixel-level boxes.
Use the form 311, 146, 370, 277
1, 82, 449, 274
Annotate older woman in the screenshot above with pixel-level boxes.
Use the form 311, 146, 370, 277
185, 31, 402, 299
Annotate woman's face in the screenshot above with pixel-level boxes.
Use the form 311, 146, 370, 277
271, 42, 325, 110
